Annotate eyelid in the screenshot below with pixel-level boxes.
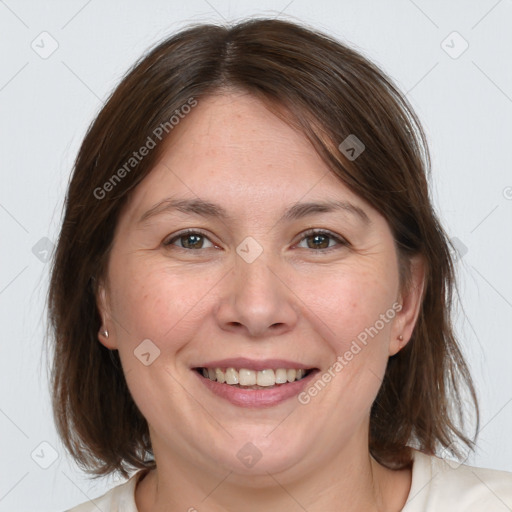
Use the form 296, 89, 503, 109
163, 228, 217, 248
295, 228, 349, 250
163, 228, 349, 251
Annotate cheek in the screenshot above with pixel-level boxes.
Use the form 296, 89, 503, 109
108, 257, 217, 347
296, 264, 398, 418
301, 261, 398, 352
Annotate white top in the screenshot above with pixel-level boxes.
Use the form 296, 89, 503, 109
66, 449, 512, 511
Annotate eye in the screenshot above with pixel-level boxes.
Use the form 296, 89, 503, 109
296, 229, 348, 250
164, 230, 215, 250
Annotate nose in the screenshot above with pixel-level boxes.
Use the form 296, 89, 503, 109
214, 252, 299, 338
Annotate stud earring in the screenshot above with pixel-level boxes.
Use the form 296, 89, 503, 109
101, 329, 109, 339
398, 335, 404, 341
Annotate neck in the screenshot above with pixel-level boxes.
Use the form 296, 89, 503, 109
135, 436, 412, 512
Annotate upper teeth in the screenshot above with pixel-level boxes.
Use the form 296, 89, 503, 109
201, 367, 308, 386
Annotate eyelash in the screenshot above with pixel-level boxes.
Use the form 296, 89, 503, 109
298, 228, 349, 249
163, 228, 349, 252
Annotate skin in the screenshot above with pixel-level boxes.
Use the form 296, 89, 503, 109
97, 91, 425, 512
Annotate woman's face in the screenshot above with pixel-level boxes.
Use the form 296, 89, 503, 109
99, 91, 423, 478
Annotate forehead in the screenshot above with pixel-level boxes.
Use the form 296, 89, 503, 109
121, 92, 376, 225
164, 91, 323, 170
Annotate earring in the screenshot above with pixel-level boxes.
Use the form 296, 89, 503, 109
398, 335, 404, 341
101, 329, 109, 339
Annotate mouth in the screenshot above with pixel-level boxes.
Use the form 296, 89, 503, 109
192, 365, 320, 408
193, 366, 315, 389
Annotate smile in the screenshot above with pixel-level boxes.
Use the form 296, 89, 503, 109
196, 367, 312, 387
193, 366, 320, 408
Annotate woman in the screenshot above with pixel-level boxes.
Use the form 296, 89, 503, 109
48, 18, 512, 512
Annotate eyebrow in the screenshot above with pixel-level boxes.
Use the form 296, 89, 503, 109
137, 197, 371, 225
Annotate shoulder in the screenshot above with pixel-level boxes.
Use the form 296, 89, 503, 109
403, 449, 512, 511
64, 470, 146, 512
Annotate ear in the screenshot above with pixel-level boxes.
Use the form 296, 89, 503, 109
389, 254, 426, 356
96, 280, 118, 350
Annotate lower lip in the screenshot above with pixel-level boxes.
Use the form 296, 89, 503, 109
193, 369, 319, 408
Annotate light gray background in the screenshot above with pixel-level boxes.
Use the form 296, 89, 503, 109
1, 1, 511, 510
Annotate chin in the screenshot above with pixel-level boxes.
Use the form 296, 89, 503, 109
202, 431, 309, 478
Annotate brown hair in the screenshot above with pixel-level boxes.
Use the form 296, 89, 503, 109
47, 17, 479, 478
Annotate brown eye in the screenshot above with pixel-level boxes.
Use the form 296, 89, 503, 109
306, 233, 330, 249
297, 230, 347, 250
179, 233, 204, 249
165, 230, 214, 250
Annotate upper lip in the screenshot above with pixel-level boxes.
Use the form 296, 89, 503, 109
194, 357, 316, 372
